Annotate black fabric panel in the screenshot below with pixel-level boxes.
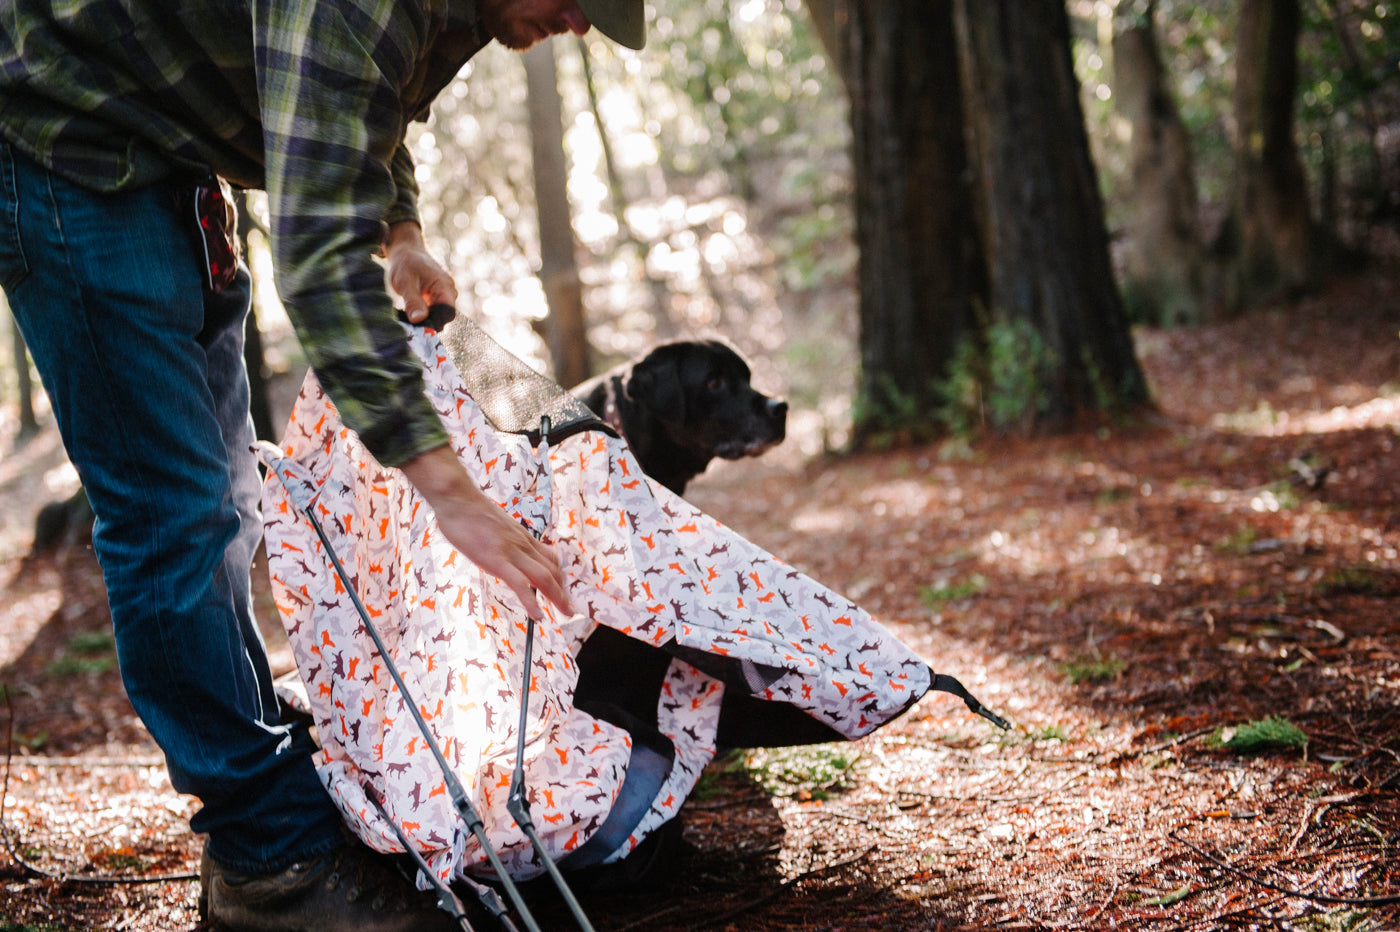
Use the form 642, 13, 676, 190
714, 689, 845, 749
574, 626, 846, 750
573, 625, 675, 746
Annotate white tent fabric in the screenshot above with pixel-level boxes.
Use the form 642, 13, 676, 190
259, 326, 932, 886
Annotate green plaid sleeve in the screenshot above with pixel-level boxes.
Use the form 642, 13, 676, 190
253, 0, 447, 467
387, 143, 421, 228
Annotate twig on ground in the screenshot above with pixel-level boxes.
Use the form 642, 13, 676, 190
612, 904, 686, 932
0, 755, 166, 767
1110, 726, 1217, 763
1169, 826, 1400, 906
1, 684, 197, 886
1181, 893, 1290, 930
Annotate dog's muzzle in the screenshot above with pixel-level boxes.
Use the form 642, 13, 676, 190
716, 398, 787, 459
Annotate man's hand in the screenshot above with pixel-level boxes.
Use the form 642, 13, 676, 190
400, 444, 574, 620
385, 221, 457, 324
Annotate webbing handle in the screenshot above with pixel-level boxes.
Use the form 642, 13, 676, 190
931, 673, 1011, 730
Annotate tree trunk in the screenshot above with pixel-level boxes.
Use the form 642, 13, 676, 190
953, 0, 1149, 429
1229, 0, 1312, 309
576, 38, 630, 238
1112, 2, 1207, 327
843, 0, 984, 445
10, 311, 39, 438
802, 0, 849, 90
524, 40, 590, 388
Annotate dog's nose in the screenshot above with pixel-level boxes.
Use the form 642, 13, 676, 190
767, 398, 788, 420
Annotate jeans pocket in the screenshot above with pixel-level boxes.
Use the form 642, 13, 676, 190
0, 142, 30, 293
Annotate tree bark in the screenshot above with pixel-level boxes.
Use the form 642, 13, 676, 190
1113, 2, 1207, 327
954, 0, 1149, 428
802, 0, 849, 91
10, 312, 38, 438
843, 0, 984, 445
524, 40, 590, 388
1229, 0, 1312, 309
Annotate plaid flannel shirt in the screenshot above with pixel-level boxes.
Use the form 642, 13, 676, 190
0, 0, 491, 466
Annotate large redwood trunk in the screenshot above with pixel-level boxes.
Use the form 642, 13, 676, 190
1113, 3, 1208, 327
843, 0, 984, 444
1228, 0, 1313, 310
953, 0, 1149, 427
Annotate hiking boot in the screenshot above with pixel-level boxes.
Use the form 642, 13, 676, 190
200, 841, 462, 931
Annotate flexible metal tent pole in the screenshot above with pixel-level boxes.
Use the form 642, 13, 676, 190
364, 787, 507, 932
501, 418, 598, 931
505, 614, 597, 932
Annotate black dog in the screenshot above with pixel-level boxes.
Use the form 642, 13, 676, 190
570, 340, 787, 495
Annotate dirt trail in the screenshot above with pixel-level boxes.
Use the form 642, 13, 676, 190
1, 270, 1397, 930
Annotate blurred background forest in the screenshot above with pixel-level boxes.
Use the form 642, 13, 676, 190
3, 0, 1400, 491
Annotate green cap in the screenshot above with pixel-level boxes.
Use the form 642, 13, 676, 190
577, 0, 646, 49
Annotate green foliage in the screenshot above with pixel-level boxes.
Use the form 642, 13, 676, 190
1317, 565, 1386, 595
935, 316, 1056, 438
986, 318, 1055, 428
744, 745, 863, 800
47, 631, 117, 677
1145, 884, 1195, 907
919, 574, 987, 607
1299, 7, 1386, 203
931, 336, 983, 439
695, 746, 865, 803
12, 729, 48, 751
1024, 724, 1070, 742
653, 0, 844, 168
1210, 716, 1308, 754
1215, 525, 1261, 555
1062, 654, 1126, 685
1076, 0, 1395, 253
1095, 487, 1133, 506
1295, 909, 1382, 932
993, 723, 1070, 749
774, 201, 856, 292
850, 374, 942, 449
690, 749, 751, 801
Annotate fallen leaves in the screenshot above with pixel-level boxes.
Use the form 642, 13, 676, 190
0, 272, 1398, 929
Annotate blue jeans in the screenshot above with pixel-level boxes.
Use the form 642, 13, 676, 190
0, 141, 345, 872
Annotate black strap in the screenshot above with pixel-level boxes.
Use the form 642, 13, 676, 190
931, 674, 1011, 730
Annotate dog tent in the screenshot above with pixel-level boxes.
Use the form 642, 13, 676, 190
259, 318, 979, 892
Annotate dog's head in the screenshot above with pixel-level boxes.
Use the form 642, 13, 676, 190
626, 339, 787, 463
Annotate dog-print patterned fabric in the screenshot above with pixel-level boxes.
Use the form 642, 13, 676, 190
259, 326, 933, 885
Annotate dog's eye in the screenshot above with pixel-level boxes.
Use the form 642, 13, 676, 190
706, 377, 727, 393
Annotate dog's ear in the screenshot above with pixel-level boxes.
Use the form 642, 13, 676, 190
626, 345, 687, 419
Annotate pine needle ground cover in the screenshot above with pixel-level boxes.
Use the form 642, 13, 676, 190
1, 276, 1397, 930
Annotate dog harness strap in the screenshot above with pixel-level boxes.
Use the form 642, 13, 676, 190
930, 673, 1011, 730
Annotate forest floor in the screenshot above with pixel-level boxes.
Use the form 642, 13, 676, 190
0, 266, 1398, 931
